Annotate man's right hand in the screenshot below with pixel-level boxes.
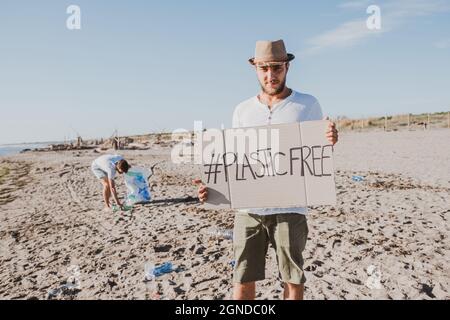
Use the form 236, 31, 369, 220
192, 179, 208, 203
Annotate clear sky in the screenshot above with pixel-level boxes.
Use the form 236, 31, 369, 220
1, 0, 449, 144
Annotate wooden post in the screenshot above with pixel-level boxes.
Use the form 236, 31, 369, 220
384, 116, 387, 131
407, 113, 410, 130
427, 113, 430, 130
448, 111, 450, 129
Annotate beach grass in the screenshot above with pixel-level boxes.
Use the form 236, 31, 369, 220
0, 166, 10, 185
0, 162, 30, 205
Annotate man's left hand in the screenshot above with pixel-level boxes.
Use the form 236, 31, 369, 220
325, 120, 338, 145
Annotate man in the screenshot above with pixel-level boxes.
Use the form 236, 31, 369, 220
193, 39, 338, 300
91, 154, 130, 211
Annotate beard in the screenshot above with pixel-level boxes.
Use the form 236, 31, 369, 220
260, 78, 286, 96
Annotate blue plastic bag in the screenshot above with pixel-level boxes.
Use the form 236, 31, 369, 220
124, 167, 152, 205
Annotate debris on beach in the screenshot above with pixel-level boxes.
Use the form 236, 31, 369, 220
47, 283, 81, 300
111, 203, 133, 213
206, 228, 233, 240
144, 262, 175, 281
351, 175, 365, 182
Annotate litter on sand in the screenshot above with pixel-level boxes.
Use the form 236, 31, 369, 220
124, 167, 152, 206
144, 262, 174, 280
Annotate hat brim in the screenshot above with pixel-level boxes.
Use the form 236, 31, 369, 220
249, 53, 295, 65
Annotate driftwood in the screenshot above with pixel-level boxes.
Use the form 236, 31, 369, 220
27, 144, 95, 153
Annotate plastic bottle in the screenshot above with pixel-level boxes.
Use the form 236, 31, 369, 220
111, 203, 133, 212
144, 262, 156, 281
144, 262, 174, 280
352, 175, 364, 182
207, 228, 233, 240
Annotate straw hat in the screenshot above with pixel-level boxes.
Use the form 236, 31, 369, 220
249, 39, 295, 65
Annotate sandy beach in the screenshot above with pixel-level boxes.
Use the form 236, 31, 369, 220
0, 129, 449, 300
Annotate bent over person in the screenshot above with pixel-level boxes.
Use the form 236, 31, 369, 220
91, 154, 129, 211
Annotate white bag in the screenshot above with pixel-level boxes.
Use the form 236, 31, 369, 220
124, 167, 152, 205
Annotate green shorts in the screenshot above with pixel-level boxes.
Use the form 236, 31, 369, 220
233, 212, 309, 285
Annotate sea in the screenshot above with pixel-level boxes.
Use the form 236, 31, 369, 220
0, 143, 52, 157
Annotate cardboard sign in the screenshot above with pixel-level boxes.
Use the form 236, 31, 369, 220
201, 120, 336, 209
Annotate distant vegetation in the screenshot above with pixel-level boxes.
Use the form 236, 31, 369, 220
334, 111, 450, 132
